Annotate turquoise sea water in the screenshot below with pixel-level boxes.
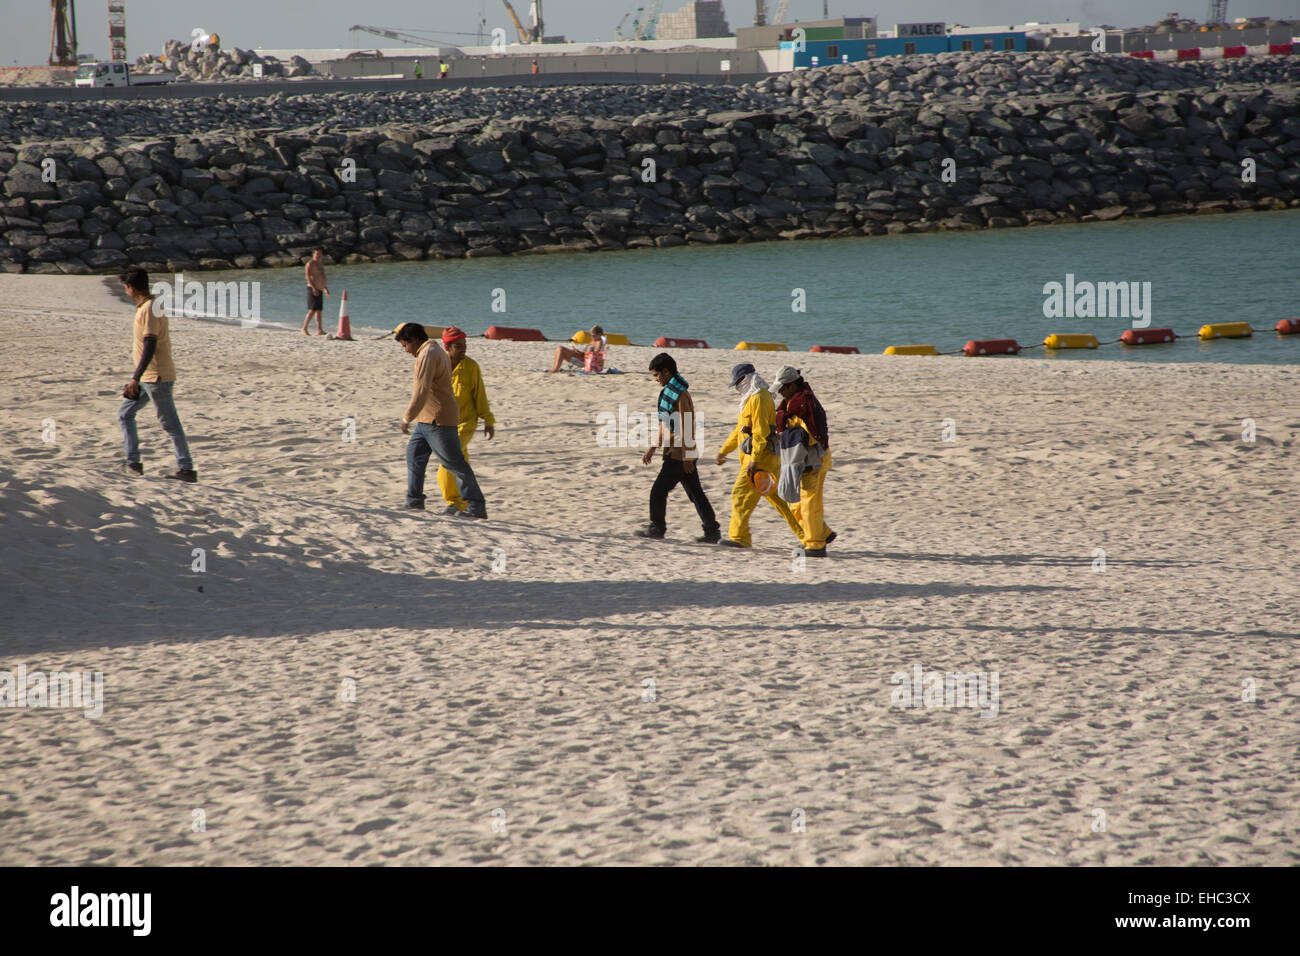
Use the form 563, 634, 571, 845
205, 209, 1300, 365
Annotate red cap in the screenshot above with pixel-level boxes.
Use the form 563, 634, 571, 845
441, 325, 467, 345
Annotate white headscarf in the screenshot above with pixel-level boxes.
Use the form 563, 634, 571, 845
736, 371, 770, 411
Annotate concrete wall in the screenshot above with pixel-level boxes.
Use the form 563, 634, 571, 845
1045, 25, 1298, 53
323, 50, 764, 79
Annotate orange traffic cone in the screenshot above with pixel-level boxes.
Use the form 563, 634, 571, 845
329, 289, 353, 341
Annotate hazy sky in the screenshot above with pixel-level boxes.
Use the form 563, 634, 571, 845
8, 0, 1300, 65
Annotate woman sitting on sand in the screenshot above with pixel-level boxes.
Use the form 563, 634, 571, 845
547, 325, 607, 373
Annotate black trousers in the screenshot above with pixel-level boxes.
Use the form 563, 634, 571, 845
649, 456, 719, 534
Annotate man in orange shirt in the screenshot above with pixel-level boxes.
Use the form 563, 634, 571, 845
395, 323, 487, 517
118, 266, 196, 482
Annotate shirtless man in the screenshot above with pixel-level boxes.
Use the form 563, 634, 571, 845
302, 248, 329, 335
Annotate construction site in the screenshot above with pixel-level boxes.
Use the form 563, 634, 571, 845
6, 2, 1298, 88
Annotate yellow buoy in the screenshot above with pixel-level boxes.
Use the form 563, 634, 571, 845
1198, 322, 1252, 340
734, 342, 789, 351
571, 330, 631, 345
883, 344, 939, 355
1044, 333, 1100, 349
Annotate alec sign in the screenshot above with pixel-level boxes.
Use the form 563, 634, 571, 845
896, 22, 946, 38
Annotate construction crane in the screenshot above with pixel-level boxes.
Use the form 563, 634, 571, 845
1206, 0, 1228, 27
107, 0, 127, 60
501, 1, 531, 43
528, 1, 545, 42
49, 0, 79, 66
616, 3, 661, 41
349, 24, 484, 46
635, 0, 663, 40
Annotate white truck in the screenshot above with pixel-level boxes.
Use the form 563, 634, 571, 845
75, 61, 178, 88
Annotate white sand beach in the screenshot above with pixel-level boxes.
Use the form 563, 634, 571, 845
0, 272, 1296, 865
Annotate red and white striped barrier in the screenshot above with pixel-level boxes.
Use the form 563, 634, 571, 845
1142, 44, 1292, 60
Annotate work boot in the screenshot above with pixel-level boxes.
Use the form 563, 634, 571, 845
455, 510, 487, 520
697, 530, 721, 544
805, 547, 827, 557
165, 468, 197, 483
635, 525, 666, 539
406, 500, 426, 511
720, 539, 748, 548
122, 461, 143, 477
441, 505, 462, 516
825, 531, 838, 545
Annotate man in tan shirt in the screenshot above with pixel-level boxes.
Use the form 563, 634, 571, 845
395, 323, 487, 517
118, 266, 196, 482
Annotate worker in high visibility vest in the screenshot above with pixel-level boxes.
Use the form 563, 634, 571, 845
439, 59, 449, 79
413, 59, 422, 79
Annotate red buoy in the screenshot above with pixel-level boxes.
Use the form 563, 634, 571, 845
653, 336, 709, 349
962, 338, 1020, 356
810, 345, 861, 354
484, 325, 546, 342
1121, 327, 1177, 345
1275, 319, 1300, 335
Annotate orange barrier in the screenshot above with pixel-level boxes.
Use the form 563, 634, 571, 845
328, 289, 353, 341
653, 336, 708, 349
484, 325, 546, 342
1121, 328, 1176, 345
809, 345, 860, 354
1276, 319, 1300, 335
963, 338, 1020, 356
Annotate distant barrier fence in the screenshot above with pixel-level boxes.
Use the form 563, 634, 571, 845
1129, 43, 1294, 60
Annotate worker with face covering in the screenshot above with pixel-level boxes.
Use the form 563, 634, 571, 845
715, 363, 804, 548
766, 365, 836, 557
437, 325, 495, 514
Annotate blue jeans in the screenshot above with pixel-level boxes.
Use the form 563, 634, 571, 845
407, 422, 486, 516
118, 380, 193, 470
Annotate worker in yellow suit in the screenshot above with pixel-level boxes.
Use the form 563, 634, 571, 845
768, 366, 836, 556
437, 326, 495, 513
715, 363, 803, 548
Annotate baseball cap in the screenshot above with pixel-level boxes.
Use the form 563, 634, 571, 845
729, 363, 756, 388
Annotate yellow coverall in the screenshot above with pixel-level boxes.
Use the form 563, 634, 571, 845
438, 356, 494, 510
783, 412, 833, 551
719, 389, 803, 547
